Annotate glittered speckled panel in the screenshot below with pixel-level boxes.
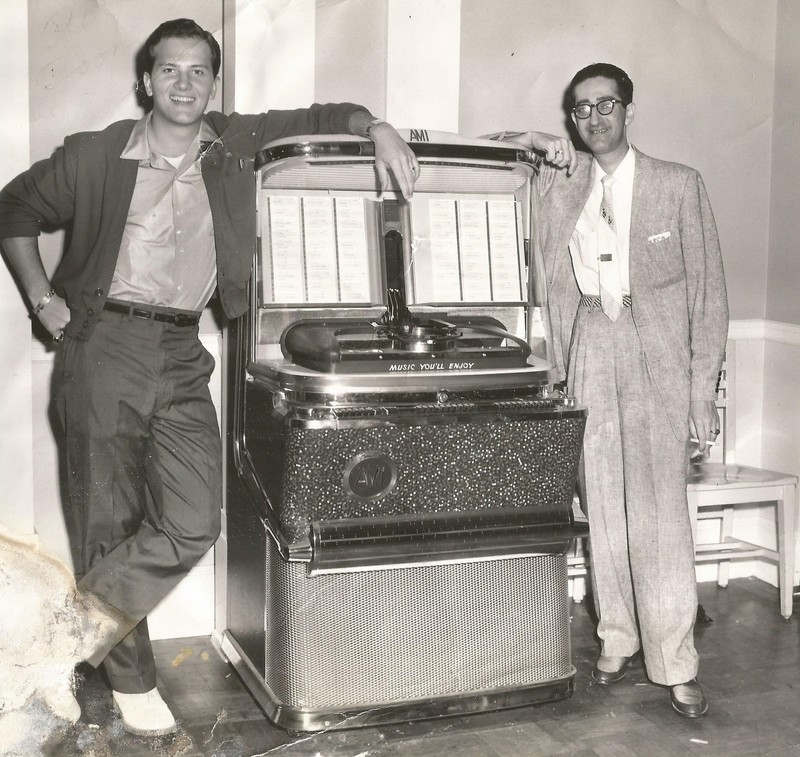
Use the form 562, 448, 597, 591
248, 406, 584, 544
263, 540, 571, 709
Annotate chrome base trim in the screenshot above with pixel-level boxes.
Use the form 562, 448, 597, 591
221, 631, 574, 733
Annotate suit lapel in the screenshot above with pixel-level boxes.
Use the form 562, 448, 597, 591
629, 148, 660, 255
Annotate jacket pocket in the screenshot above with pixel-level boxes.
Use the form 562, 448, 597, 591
643, 231, 686, 288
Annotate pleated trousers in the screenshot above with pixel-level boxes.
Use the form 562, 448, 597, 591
568, 302, 699, 686
56, 309, 221, 692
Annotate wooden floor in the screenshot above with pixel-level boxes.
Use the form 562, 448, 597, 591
37, 578, 800, 756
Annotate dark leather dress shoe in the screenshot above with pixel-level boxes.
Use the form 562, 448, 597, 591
670, 679, 708, 718
591, 654, 636, 685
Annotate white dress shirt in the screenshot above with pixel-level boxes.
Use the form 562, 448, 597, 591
568, 146, 636, 297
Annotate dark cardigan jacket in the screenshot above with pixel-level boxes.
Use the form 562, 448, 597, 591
0, 104, 364, 339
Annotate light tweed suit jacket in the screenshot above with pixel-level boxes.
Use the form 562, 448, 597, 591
538, 147, 729, 439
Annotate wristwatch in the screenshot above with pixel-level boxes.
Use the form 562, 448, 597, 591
32, 288, 56, 316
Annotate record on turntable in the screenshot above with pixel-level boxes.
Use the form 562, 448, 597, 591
281, 288, 531, 373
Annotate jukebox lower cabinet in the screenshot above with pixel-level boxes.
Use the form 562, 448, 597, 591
220, 132, 588, 731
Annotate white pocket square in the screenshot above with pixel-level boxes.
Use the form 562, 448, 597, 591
648, 231, 671, 244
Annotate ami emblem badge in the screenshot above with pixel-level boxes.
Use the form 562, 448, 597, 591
343, 451, 398, 501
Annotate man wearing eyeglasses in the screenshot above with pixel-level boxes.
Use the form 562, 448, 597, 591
497, 63, 728, 718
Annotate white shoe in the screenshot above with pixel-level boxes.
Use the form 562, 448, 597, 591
112, 688, 177, 736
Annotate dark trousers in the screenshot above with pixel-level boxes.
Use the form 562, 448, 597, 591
56, 310, 221, 693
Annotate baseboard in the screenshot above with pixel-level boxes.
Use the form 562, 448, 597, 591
728, 319, 800, 345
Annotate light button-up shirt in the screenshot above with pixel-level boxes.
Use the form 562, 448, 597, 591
110, 115, 217, 311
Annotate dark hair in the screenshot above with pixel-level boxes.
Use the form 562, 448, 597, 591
567, 63, 634, 108
141, 18, 221, 77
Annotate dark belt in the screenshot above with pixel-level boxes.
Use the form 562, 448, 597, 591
580, 293, 632, 309
103, 299, 201, 327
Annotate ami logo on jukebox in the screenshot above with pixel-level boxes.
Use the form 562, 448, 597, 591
343, 451, 398, 501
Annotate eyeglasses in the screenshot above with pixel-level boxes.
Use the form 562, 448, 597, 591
572, 98, 626, 119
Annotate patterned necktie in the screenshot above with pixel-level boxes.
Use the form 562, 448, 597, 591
599, 174, 623, 321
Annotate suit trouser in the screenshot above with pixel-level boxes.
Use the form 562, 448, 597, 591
568, 303, 698, 686
56, 310, 222, 693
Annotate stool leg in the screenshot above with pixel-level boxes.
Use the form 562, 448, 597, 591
718, 505, 733, 588
571, 574, 586, 604
568, 538, 587, 603
778, 484, 797, 619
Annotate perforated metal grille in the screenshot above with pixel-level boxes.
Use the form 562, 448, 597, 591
263, 543, 571, 709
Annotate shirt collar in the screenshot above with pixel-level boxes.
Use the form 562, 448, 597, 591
593, 144, 635, 185
120, 115, 150, 161
120, 113, 218, 165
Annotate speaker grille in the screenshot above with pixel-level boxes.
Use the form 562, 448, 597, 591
263, 542, 571, 710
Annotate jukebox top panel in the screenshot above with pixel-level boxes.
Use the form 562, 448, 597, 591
250, 132, 555, 388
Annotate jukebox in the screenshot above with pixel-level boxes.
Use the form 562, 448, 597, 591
219, 131, 588, 732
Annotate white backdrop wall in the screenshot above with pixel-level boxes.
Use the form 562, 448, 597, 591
1, 0, 34, 537
1, 0, 797, 641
